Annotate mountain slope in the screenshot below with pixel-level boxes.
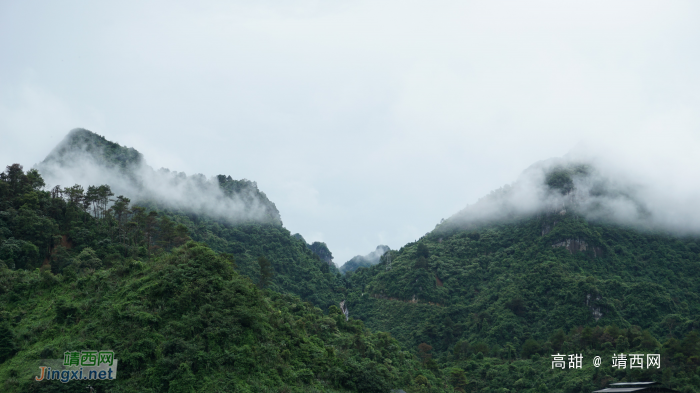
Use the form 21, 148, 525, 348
0, 162, 453, 392
341, 161, 700, 391
0, 241, 440, 393
12, 129, 343, 311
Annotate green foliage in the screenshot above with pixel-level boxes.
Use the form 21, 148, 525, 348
6, 143, 700, 391
256, 255, 273, 288
545, 163, 589, 195
0, 238, 39, 270
308, 241, 334, 263
342, 211, 700, 391
0, 241, 440, 392
0, 161, 451, 391
42, 128, 144, 170
146, 210, 343, 310
416, 243, 430, 259
447, 367, 467, 391
0, 323, 17, 363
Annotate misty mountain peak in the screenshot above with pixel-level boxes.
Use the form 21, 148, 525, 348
434, 157, 654, 235
37, 128, 282, 226
42, 128, 144, 171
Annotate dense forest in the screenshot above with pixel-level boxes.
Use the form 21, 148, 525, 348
1, 129, 699, 392
0, 163, 446, 392
342, 168, 700, 392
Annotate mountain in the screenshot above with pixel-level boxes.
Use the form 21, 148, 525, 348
42, 128, 144, 171
340, 245, 390, 274
1, 132, 443, 392
37, 129, 282, 226
0, 241, 427, 392
3, 131, 700, 391
32, 129, 344, 308
293, 233, 335, 266
38, 128, 283, 226
341, 160, 700, 391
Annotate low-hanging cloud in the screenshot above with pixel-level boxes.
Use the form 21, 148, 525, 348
437, 145, 700, 237
36, 129, 282, 225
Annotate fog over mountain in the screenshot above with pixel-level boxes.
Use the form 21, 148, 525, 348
35, 128, 700, 254
438, 147, 700, 237
339, 245, 389, 274
2, 1, 700, 262
36, 129, 282, 226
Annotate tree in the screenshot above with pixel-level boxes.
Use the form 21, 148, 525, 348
521, 338, 541, 359
158, 216, 176, 249
257, 256, 273, 289
414, 256, 429, 269
64, 184, 85, 207
414, 375, 429, 387
448, 368, 468, 392
453, 340, 470, 360
145, 211, 158, 253
507, 296, 526, 316
96, 185, 114, 219
0, 323, 17, 363
0, 238, 40, 270
416, 243, 430, 259
3, 164, 26, 198
85, 185, 99, 217
418, 342, 433, 365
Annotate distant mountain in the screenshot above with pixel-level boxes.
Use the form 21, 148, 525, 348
37, 128, 282, 226
339, 245, 389, 274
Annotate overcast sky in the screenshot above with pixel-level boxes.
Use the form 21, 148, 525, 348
2, 1, 700, 264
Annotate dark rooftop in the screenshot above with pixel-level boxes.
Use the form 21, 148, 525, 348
593, 382, 678, 393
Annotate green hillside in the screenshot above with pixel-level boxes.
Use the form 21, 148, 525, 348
0, 241, 434, 392
33, 129, 342, 309
3, 130, 700, 392
0, 163, 456, 392
340, 165, 700, 392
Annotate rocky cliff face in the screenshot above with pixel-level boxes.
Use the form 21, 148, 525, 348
552, 237, 604, 257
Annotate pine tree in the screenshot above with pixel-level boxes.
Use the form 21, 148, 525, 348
257, 256, 273, 289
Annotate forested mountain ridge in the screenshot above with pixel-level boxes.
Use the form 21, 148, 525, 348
342, 162, 700, 392
3, 131, 700, 392
42, 128, 144, 171
37, 128, 283, 226
0, 162, 448, 392
30, 129, 347, 308
292, 233, 335, 266
0, 241, 430, 392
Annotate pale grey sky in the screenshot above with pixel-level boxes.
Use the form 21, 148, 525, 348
2, 1, 700, 263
